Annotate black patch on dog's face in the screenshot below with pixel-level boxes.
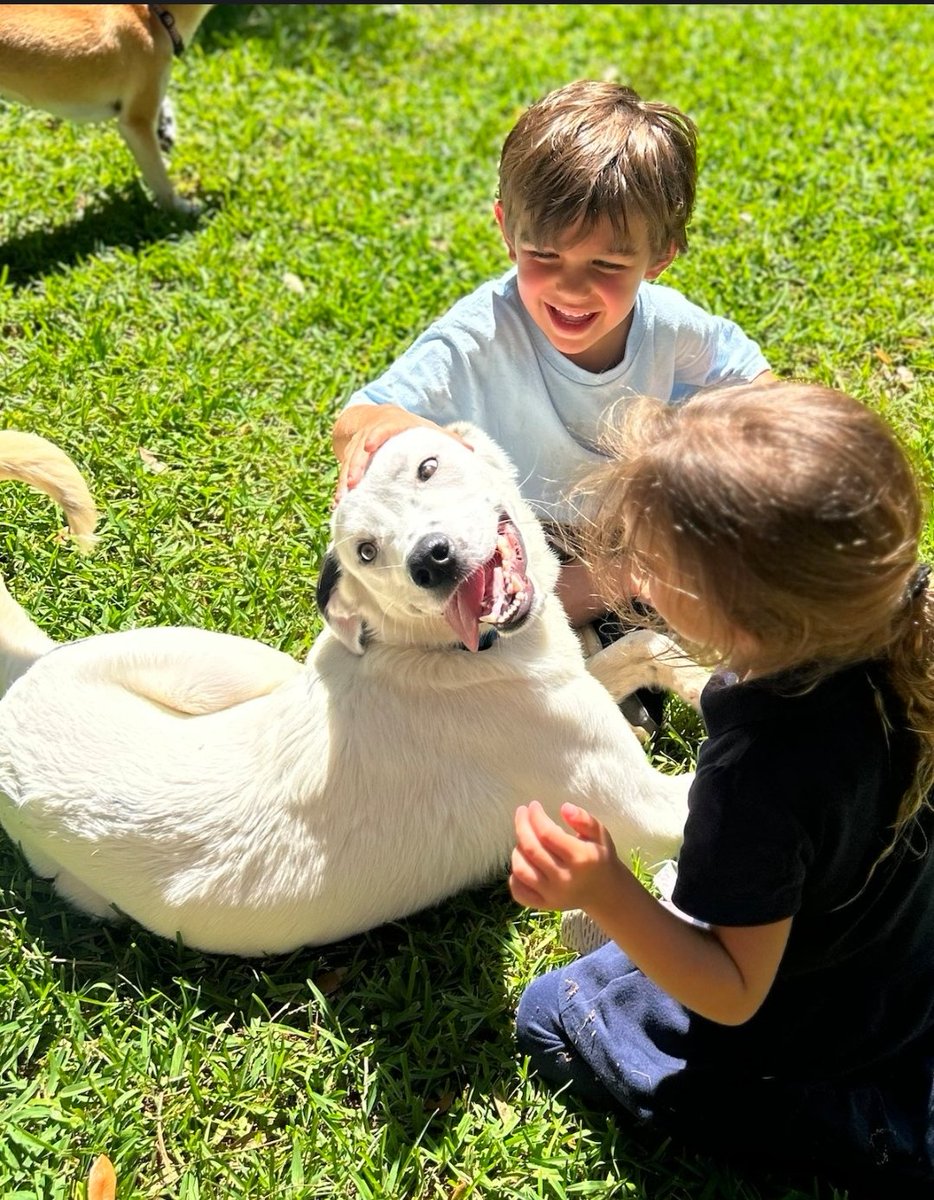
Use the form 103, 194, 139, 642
315, 550, 342, 618
315, 549, 373, 651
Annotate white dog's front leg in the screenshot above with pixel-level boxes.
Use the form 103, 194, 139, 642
585, 629, 710, 713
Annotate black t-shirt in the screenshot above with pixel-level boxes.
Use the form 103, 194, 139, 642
672, 661, 934, 1081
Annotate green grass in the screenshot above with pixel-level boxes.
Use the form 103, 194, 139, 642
0, 4, 931, 1196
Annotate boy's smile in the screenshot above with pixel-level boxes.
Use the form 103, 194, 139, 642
495, 205, 675, 374
546, 304, 600, 331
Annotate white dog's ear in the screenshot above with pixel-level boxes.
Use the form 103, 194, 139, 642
315, 551, 368, 655
445, 421, 518, 481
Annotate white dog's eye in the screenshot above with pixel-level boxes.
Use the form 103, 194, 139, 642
357, 541, 378, 563
417, 457, 438, 482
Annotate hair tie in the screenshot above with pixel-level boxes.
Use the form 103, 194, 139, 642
908, 563, 930, 601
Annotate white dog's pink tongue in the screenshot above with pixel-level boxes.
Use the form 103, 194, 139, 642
444, 567, 485, 652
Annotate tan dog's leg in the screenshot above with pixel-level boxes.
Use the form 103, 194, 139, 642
118, 76, 195, 212
157, 96, 177, 151
575, 622, 603, 658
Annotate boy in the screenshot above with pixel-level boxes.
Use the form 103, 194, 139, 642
332, 80, 775, 717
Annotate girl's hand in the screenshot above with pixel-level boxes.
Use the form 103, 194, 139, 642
511, 809, 793, 1029
509, 800, 626, 912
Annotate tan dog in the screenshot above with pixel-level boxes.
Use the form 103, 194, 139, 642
0, 4, 213, 211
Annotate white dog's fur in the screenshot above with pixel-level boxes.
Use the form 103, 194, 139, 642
0, 425, 708, 957
0, 4, 213, 211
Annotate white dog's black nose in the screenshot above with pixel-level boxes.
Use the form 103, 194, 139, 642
408, 534, 457, 589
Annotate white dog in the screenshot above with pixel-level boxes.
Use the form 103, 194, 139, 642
0, 426, 708, 957
0, 4, 213, 211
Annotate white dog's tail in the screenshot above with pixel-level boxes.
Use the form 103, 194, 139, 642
0, 430, 97, 694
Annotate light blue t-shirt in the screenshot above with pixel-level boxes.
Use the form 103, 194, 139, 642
345, 269, 770, 525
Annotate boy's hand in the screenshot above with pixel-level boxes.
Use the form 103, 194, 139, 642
509, 800, 626, 912
333, 405, 434, 498
333, 405, 471, 500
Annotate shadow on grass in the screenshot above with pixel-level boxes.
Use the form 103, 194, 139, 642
0, 186, 222, 290
0, 830, 518, 1075
199, 3, 416, 65
1, 836, 838, 1200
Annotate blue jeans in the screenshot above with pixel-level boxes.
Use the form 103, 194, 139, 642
516, 943, 934, 1192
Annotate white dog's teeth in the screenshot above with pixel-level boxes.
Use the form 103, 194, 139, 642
493, 591, 525, 626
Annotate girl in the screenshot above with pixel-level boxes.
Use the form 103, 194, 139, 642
510, 381, 934, 1194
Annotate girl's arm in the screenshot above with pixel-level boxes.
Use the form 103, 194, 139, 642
511, 800, 791, 1026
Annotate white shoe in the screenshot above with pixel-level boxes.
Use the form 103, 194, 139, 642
560, 861, 707, 957
559, 908, 610, 956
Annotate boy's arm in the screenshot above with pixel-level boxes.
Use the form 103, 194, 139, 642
333, 403, 443, 496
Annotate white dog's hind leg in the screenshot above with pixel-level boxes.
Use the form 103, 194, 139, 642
9, 835, 59, 882
586, 629, 711, 713
3, 813, 118, 918
126, 645, 302, 714
1, 821, 114, 916
80, 629, 303, 715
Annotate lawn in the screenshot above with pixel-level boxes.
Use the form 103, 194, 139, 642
0, 4, 931, 1197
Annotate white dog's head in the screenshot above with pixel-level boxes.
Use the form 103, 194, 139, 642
316, 423, 560, 654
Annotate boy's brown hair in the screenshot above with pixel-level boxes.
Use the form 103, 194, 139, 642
497, 79, 698, 257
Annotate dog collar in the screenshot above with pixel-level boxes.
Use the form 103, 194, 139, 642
149, 4, 186, 56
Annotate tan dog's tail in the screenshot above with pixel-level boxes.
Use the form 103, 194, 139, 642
0, 430, 97, 694
0, 430, 97, 551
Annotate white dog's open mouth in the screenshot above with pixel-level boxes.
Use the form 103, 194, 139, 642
443, 516, 533, 652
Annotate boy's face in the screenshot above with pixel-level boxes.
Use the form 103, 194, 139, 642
495, 204, 675, 373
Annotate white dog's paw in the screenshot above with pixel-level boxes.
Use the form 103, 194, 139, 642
586, 629, 710, 713
168, 194, 200, 216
